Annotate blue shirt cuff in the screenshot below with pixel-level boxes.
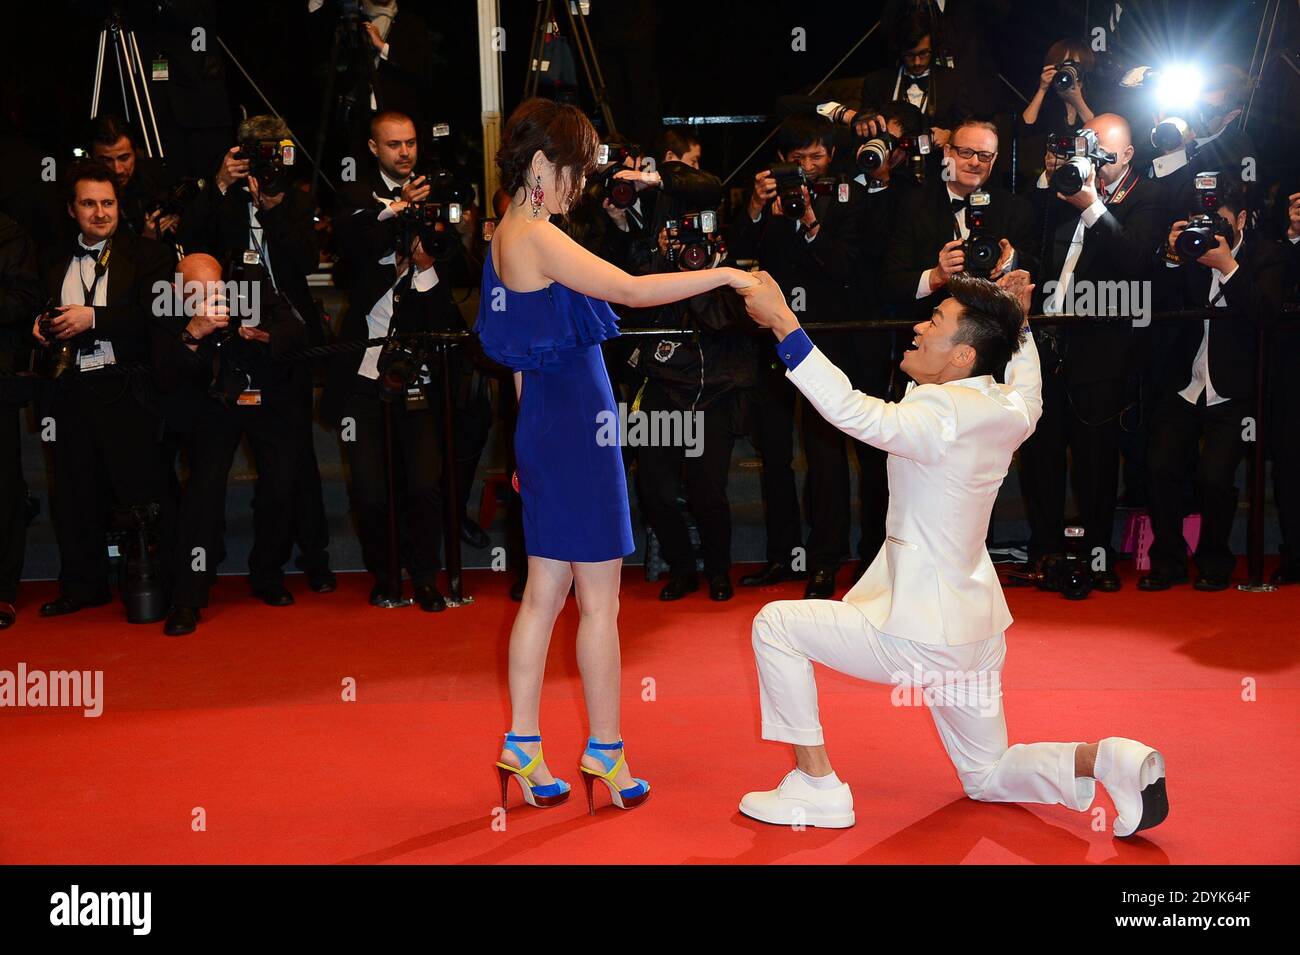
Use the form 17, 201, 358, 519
776, 326, 813, 370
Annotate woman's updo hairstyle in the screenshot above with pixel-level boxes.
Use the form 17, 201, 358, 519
497, 97, 600, 212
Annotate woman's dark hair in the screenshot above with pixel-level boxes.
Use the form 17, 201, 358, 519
946, 273, 1027, 377
496, 97, 600, 212
1043, 39, 1095, 73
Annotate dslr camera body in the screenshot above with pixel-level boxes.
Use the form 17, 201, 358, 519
1047, 127, 1116, 196
962, 190, 1000, 278
856, 130, 931, 177
1053, 59, 1082, 92
768, 163, 843, 219
235, 138, 295, 194
593, 142, 643, 210
664, 211, 724, 271
1174, 172, 1233, 260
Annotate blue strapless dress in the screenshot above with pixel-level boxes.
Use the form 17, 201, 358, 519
475, 248, 635, 562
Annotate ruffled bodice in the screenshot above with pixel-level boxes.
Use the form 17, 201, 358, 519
475, 247, 621, 371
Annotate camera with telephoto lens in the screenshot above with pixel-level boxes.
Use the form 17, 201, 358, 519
1007, 526, 1094, 600
664, 210, 724, 271
594, 163, 640, 210
397, 200, 462, 259
1048, 127, 1116, 196
375, 335, 429, 400
207, 253, 269, 407
110, 502, 167, 623
34, 297, 83, 380
235, 138, 295, 194
855, 129, 932, 175
1053, 59, 1082, 92
769, 162, 816, 219
1150, 116, 1193, 154
1175, 172, 1232, 260
962, 191, 999, 278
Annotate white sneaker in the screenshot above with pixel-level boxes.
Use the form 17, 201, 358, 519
1096, 737, 1169, 838
739, 770, 855, 828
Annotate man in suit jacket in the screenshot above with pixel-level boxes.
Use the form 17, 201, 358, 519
732, 268, 1169, 839
882, 119, 1037, 321
1271, 191, 1300, 585
32, 161, 178, 618
1018, 113, 1165, 588
1140, 182, 1290, 592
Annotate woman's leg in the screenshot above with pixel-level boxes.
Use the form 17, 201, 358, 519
572, 558, 638, 789
500, 555, 574, 784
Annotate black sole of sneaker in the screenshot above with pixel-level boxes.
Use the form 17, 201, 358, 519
1119, 777, 1169, 838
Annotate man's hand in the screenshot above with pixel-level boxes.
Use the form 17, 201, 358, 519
990, 238, 1015, 279
1058, 161, 1098, 210
238, 325, 271, 344
400, 174, 430, 205
30, 317, 48, 346
656, 226, 669, 257
411, 236, 435, 272
852, 112, 888, 140
47, 305, 94, 340
736, 271, 800, 341
186, 297, 229, 341
1196, 233, 1237, 274
613, 168, 660, 191
1167, 219, 1188, 254
997, 269, 1036, 326
1286, 191, 1300, 240
603, 198, 629, 231
1043, 149, 1064, 179
931, 237, 965, 290
363, 21, 386, 52
216, 146, 250, 193
930, 127, 951, 148
247, 175, 285, 211
749, 169, 777, 219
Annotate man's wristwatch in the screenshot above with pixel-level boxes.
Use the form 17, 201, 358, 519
181, 326, 200, 346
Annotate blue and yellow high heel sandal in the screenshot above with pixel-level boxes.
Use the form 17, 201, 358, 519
579, 739, 650, 814
495, 733, 571, 810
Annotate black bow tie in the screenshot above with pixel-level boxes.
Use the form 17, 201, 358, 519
74, 244, 102, 259
950, 197, 968, 213
905, 74, 930, 90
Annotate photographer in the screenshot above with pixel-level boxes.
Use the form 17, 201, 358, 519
187, 114, 335, 592
1272, 191, 1300, 586
320, 111, 460, 611
728, 113, 876, 598
1147, 64, 1254, 206
1017, 114, 1164, 591
882, 119, 1034, 319
0, 212, 41, 629
31, 160, 178, 619
154, 254, 308, 636
1140, 181, 1289, 592
88, 114, 185, 242
1020, 39, 1100, 174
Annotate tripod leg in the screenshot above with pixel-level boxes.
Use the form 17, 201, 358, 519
127, 30, 166, 160
92, 30, 107, 118
310, 24, 344, 204
523, 0, 551, 102
563, 1, 618, 137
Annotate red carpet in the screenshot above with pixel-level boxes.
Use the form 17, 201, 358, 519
2, 567, 1297, 865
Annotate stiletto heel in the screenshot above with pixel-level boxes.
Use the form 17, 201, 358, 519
579, 738, 650, 813
494, 733, 570, 810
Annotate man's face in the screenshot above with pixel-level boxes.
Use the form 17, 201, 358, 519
668, 143, 701, 169
68, 180, 118, 242
901, 35, 933, 77
91, 135, 137, 190
944, 126, 997, 193
369, 120, 418, 180
899, 296, 974, 384
1083, 120, 1134, 186
780, 142, 833, 178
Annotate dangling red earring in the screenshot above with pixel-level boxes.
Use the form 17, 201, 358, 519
529, 175, 545, 217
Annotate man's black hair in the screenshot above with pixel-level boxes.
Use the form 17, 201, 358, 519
775, 113, 836, 155
946, 273, 1026, 377
1216, 179, 1255, 223
88, 114, 137, 150
880, 101, 926, 138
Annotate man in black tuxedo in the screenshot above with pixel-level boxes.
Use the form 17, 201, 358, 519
186, 114, 335, 594
153, 254, 308, 636
0, 212, 41, 629
1140, 182, 1289, 592
32, 161, 178, 618
1272, 191, 1300, 585
882, 118, 1035, 322
1019, 114, 1165, 589
729, 114, 874, 598
320, 112, 459, 611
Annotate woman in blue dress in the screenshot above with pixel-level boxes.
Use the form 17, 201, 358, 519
478, 99, 755, 813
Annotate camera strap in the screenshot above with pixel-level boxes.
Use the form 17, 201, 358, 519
1104, 167, 1139, 207
79, 238, 113, 306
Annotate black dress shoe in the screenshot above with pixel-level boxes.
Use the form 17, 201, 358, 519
1269, 566, 1300, 586
413, 583, 447, 612
306, 569, 337, 594
39, 595, 110, 617
509, 573, 527, 602
1093, 570, 1122, 592
164, 606, 200, 636
369, 585, 388, 606
659, 573, 698, 601
252, 584, 295, 607
1137, 572, 1187, 592
1194, 574, 1230, 592
804, 568, 837, 599
739, 561, 804, 587
460, 519, 491, 549
0, 602, 15, 630
709, 574, 733, 601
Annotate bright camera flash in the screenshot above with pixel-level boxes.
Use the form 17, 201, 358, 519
1156, 64, 1204, 109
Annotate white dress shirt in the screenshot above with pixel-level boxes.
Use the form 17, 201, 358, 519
59, 236, 116, 369
1043, 173, 1122, 315
1178, 233, 1243, 407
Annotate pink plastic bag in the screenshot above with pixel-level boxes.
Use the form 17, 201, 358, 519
1122, 511, 1201, 570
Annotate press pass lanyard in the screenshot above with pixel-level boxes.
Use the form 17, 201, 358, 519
80, 239, 113, 306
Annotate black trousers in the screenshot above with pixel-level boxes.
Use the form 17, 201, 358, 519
748, 361, 802, 565
1273, 367, 1300, 575
1147, 390, 1247, 579
172, 400, 307, 608
1018, 373, 1125, 566
340, 387, 444, 590
50, 381, 176, 603
636, 382, 736, 578
290, 432, 332, 578
0, 405, 25, 603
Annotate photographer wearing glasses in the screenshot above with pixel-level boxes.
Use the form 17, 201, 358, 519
1140, 180, 1289, 593
882, 119, 1035, 320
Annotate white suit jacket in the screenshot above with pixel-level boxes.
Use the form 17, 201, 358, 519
786, 332, 1042, 646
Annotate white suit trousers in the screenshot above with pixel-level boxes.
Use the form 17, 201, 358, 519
752, 599, 1096, 812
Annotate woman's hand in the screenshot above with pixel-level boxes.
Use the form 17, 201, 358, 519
724, 267, 758, 290
1038, 65, 1058, 92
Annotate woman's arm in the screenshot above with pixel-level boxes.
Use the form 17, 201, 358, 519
531, 222, 753, 308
